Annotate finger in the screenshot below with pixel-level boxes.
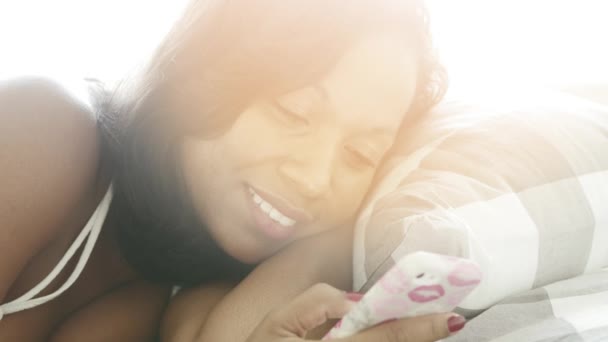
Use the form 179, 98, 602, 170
345, 313, 466, 342
265, 283, 355, 338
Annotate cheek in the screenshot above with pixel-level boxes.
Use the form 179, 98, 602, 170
179, 138, 224, 197
178, 134, 250, 214
223, 109, 283, 165
325, 172, 374, 224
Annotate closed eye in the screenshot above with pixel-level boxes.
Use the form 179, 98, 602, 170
345, 146, 377, 168
272, 100, 309, 127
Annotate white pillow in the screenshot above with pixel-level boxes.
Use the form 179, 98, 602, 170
353, 89, 608, 313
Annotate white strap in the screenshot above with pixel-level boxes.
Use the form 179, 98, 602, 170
0, 185, 113, 320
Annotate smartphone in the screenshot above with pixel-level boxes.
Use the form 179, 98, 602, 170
323, 251, 482, 339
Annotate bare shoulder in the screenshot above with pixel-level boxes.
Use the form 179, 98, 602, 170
0, 76, 98, 132
0, 76, 101, 219
0, 77, 101, 299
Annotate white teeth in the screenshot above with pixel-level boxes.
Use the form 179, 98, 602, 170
269, 209, 282, 220
249, 187, 297, 227
260, 202, 272, 213
279, 216, 296, 227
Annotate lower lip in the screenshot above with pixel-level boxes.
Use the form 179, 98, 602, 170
408, 285, 446, 303
246, 187, 296, 241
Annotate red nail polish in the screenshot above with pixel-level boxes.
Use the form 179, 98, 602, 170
345, 292, 364, 302
447, 315, 466, 333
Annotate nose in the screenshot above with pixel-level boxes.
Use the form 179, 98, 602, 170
278, 145, 334, 199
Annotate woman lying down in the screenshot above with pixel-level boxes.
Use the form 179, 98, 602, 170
0, 0, 462, 341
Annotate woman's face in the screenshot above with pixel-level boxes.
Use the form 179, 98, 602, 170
179, 34, 419, 263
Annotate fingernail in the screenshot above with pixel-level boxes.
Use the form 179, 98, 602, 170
345, 292, 364, 302
447, 315, 466, 333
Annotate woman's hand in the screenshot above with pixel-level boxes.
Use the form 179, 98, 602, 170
247, 283, 464, 342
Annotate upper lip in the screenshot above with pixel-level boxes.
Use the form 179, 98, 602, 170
248, 185, 314, 225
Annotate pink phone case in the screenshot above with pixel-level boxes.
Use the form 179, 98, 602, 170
324, 251, 482, 339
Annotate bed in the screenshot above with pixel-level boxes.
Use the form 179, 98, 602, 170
353, 85, 608, 341
447, 267, 608, 341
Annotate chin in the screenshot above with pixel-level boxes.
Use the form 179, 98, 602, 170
231, 251, 264, 265
219, 238, 270, 265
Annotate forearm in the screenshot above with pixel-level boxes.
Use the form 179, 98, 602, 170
196, 226, 354, 341
160, 282, 234, 342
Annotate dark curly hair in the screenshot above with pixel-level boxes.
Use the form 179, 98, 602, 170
95, 0, 447, 287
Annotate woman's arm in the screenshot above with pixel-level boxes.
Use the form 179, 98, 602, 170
160, 282, 235, 341
161, 224, 354, 342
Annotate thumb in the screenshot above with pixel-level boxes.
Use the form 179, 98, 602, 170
263, 283, 355, 338
344, 313, 466, 342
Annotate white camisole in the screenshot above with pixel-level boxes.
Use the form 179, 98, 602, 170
0, 185, 113, 321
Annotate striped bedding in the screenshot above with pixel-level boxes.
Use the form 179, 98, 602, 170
353, 88, 608, 341
447, 268, 608, 341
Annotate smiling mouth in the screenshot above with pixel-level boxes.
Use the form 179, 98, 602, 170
248, 187, 297, 227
